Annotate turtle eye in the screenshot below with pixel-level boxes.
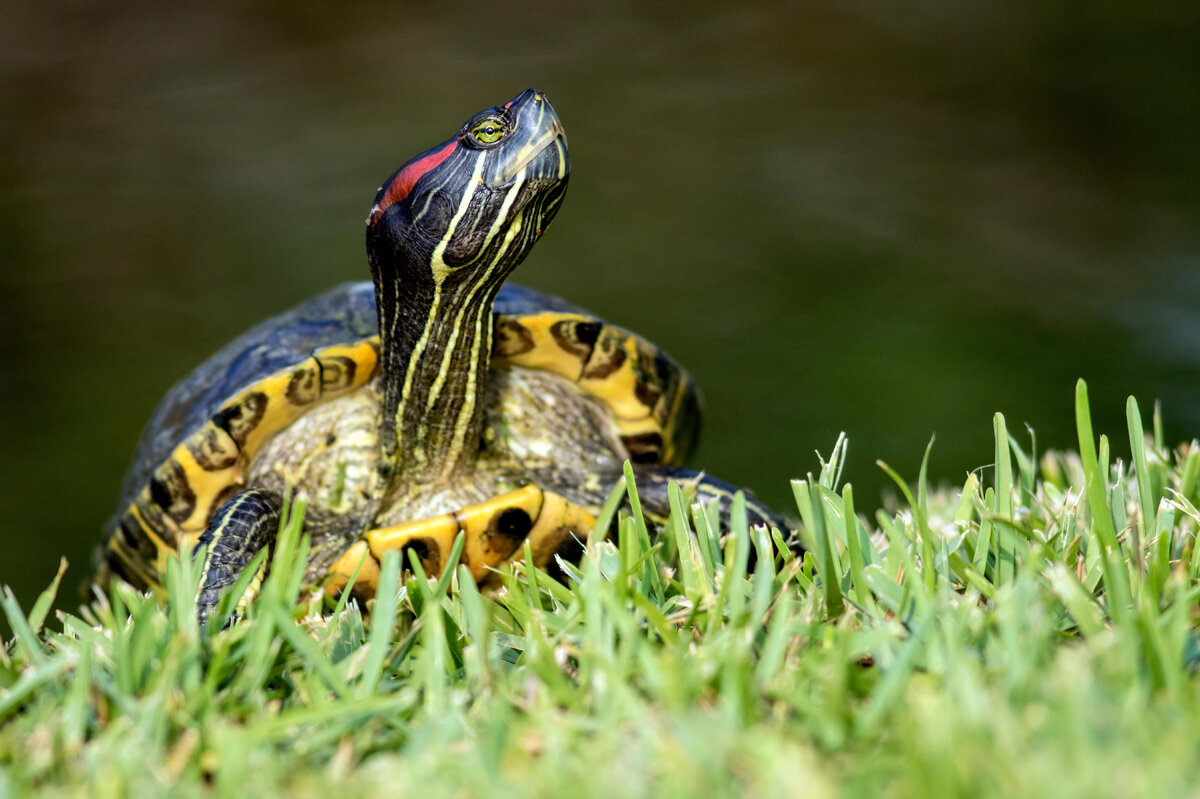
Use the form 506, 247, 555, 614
470, 119, 506, 145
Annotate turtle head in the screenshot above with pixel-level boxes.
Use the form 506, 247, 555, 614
367, 88, 570, 286
366, 90, 570, 480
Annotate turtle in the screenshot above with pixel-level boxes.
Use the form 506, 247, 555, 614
98, 88, 784, 622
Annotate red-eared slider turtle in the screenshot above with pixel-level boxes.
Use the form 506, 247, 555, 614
99, 89, 783, 622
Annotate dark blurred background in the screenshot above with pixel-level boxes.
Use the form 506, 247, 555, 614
2, 1, 1199, 611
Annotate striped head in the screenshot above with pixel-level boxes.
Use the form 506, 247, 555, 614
367, 89, 570, 288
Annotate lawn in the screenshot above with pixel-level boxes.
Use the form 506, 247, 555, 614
3, 379, 1200, 798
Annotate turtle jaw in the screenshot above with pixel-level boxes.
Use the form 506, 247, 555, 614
486, 89, 570, 189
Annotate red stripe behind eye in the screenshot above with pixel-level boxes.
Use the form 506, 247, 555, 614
370, 141, 457, 224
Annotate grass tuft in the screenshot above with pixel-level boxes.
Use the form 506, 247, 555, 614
5, 382, 1200, 796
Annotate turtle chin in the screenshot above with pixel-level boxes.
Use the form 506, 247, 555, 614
524, 177, 568, 240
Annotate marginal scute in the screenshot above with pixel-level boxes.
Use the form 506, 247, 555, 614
631, 338, 665, 410
622, 432, 665, 464
401, 537, 441, 575
315, 338, 380, 395
493, 312, 594, 379
213, 392, 268, 448
149, 459, 196, 525
285, 358, 321, 406
118, 513, 160, 564
368, 485, 549, 581
489, 506, 534, 546
132, 493, 180, 549
167, 438, 244, 530
318, 355, 356, 392
550, 318, 599, 359
543, 533, 588, 583
493, 319, 535, 358
238, 370, 316, 456
323, 540, 381, 596
523, 489, 595, 572
106, 529, 157, 590
634, 376, 662, 411
186, 422, 240, 471
580, 330, 645, 419
580, 330, 627, 380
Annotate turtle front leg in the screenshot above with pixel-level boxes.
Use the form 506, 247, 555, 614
324, 486, 596, 595
195, 488, 282, 625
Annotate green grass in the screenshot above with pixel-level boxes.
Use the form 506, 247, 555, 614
5, 378, 1200, 797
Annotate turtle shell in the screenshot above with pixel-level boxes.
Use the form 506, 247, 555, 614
102, 281, 702, 587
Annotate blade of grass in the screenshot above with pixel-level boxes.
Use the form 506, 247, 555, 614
358, 549, 401, 698
1075, 379, 1133, 632
993, 413, 1015, 586
1127, 396, 1154, 573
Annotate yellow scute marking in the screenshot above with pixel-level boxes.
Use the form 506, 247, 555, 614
616, 416, 660, 440
496, 313, 590, 379
366, 514, 459, 574
239, 368, 314, 455
579, 333, 648, 420
323, 540, 381, 596
168, 441, 242, 531
315, 338, 380, 395
526, 491, 595, 563
365, 486, 547, 582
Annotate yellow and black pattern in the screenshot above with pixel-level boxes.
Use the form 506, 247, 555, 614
103, 307, 700, 591
100, 89, 792, 622
493, 312, 702, 465
104, 339, 379, 588
323, 485, 595, 593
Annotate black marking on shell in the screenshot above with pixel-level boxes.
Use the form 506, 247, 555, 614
149, 460, 197, 524
622, 432, 664, 464
318, 355, 357, 392
544, 533, 587, 583
401, 537, 440, 572
634, 377, 662, 411
493, 319, 535, 357
134, 498, 178, 547
105, 541, 156, 590
654, 348, 675, 385
582, 335, 627, 380
551, 319, 599, 360
118, 514, 159, 563
213, 392, 268, 447
285, 362, 320, 406
187, 425, 239, 471
491, 507, 533, 544
632, 340, 664, 410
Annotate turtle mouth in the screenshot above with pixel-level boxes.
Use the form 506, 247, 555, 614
498, 120, 568, 185
491, 90, 569, 187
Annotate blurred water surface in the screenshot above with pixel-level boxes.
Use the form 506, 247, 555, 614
2, 0, 1198, 609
